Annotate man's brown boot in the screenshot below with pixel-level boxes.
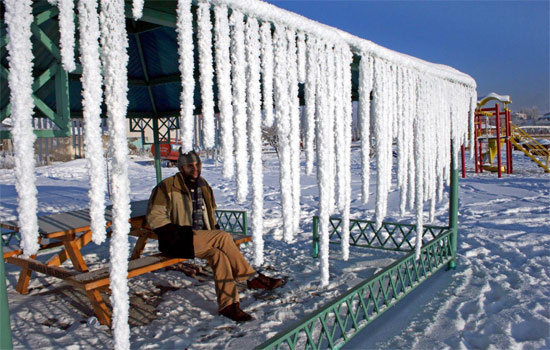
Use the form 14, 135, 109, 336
247, 273, 285, 290
219, 302, 253, 322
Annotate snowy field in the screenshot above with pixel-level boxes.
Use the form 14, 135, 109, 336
1, 148, 548, 349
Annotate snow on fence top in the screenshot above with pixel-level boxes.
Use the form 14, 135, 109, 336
3, 0, 477, 348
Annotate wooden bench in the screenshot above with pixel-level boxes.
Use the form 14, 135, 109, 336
2, 202, 252, 326
63, 233, 252, 326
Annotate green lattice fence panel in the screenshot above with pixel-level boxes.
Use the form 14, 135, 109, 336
0, 229, 19, 246
313, 216, 451, 254
257, 230, 453, 350
215, 210, 248, 236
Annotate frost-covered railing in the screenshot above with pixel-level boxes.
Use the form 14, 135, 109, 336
257, 223, 454, 350
312, 216, 451, 255
215, 209, 248, 236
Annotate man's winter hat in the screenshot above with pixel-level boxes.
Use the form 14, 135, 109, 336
177, 149, 201, 168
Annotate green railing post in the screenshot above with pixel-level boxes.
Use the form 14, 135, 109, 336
312, 216, 319, 258
448, 148, 459, 270
152, 117, 162, 184
1, 238, 13, 350
242, 211, 248, 236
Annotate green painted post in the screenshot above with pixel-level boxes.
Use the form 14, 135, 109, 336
242, 211, 248, 236
0, 238, 13, 350
54, 63, 72, 136
448, 149, 459, 270
152, 118, 162, 184
312, 216, 319, 258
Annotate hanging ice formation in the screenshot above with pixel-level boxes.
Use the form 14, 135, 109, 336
340, 45, 353, 261
4, 0, 40, 257
315, 41, 334, 286
99, 0, 131, 348
58, 0, 76, 72
272, 24, 292, 242
304, 36, 317, 176
245, 16, 265, 265
230, 10, 249, 203
260, 21, 274, 128
358, 55, 373, 204
176, 0, 195, 153
197, 0, 215, 149
287, 28, 301, 237
132, 0, 144, 20
213, 5, 235, 179
8, 0, 478, 307
78, 0, 107, 244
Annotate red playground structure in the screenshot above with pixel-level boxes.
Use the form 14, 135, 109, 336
461, 93, 549, 178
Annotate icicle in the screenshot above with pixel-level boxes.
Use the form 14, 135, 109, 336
373, 59, 393, 228
197, 0, 215, 149
340, 45, 353, 261
325, 44, 336, 215
414, 118, 424, 261
213, 5, 234, 179
260, 21, 274, 128
334, 46, 346, 213
230, 10, 249, 202
316, 42, 331, 286
132, 0, 143, 20
358, 54, 373, 204
407, 72, 418, 211
245, 16, 264, 265
58, 0, 76, 72
413, 83, 425, 261
176, 0, 194, 152
4, 0, 40, 256
296, 32, 307, 84
99, 0, 131, 348
78, 0, 107, 244
397, 66, 408, 216
272, 24, 293, 242
304, 36, 318, 175
286, 28, 301, 236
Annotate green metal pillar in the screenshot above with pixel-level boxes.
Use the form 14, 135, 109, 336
448, 148, 459, 270
152, 118, 162, 184
0, 238, 13, 350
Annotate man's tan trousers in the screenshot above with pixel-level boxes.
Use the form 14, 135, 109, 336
193, 230, 256, 310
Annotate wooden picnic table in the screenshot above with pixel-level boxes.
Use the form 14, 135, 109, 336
1, 200, 252, 326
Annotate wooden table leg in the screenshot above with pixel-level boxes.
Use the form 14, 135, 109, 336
86, 289, 111, 326
130, 230, 151, 260
15, 254, 36, 294
48, 230, 92, 267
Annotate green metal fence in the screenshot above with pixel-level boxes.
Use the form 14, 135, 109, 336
215, 210, 248, 236
312, 216, 451, 256
257, 223, 453, 350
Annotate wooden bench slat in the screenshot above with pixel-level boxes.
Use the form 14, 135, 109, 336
65, 253, 187, 291
6, 256, 77, 280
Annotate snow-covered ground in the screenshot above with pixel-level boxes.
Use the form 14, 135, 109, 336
1, 148, 548, 349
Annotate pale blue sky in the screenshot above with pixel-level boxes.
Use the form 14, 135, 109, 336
267, 0, 550, 113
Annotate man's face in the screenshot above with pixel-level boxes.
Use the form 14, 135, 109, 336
179, 161, 201, 180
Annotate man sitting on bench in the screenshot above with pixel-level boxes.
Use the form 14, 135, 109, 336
147, 150, 283, 322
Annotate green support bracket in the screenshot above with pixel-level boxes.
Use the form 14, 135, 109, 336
0, 238, 13, 350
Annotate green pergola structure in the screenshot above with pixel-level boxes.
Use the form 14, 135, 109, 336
0, 1, 460, 349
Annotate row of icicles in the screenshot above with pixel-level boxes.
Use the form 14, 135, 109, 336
4, 0, 475, 348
